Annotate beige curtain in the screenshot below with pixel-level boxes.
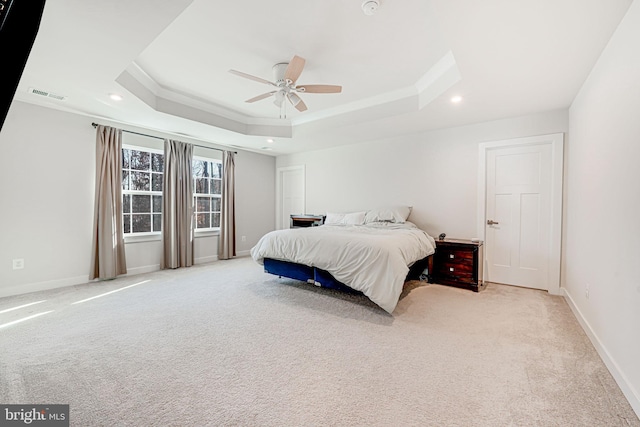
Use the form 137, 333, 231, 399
89, 125, 127, 280
218, 151, 236, 260
162, 139, 194, 269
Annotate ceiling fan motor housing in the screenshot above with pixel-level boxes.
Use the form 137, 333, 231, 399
272, 62, 289, 86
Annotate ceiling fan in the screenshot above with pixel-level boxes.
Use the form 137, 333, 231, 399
229, 55, 342, 113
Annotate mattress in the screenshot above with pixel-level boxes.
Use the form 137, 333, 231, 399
251, 221, 436, 313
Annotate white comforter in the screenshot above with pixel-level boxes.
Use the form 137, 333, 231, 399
250, 222, 436, 313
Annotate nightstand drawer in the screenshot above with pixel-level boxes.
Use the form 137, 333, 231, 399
434, 263, 474, 282
437, 249, 474, 262
435, 262, 474, 275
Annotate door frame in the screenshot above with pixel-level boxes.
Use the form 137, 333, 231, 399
276, 165, 305, 230
477, 133, 564, 295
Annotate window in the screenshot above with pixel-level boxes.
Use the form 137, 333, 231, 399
193, 158, 222, 230
122, 146, 164, 235
121, 146, 222, 236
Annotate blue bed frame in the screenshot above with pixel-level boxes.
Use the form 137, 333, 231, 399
263, 255, 433, 295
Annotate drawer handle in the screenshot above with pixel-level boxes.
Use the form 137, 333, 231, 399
449, 254, 455, 259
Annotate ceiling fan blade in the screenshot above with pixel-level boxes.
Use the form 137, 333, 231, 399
229, 69, 276, 86
286, 93, 307, 112
296, 84, 342, 94
245, 91, 276, 103
294, 97, 308, 112
284, 55, 306, 85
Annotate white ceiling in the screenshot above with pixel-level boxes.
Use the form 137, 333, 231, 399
14, 0, 633, 155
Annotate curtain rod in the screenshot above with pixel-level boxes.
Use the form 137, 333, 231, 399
91, 122, 237, 154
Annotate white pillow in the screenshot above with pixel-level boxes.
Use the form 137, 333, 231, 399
343, 211, 366, 225
324, 212, 345, 225
364, 206, 412, 224
324, 211, 366, 225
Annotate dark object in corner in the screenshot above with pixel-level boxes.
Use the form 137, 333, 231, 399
0, 0, 47, 133
438, 233, 446, 241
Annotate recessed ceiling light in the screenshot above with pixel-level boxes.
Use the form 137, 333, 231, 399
451, 95, 463, 104
266, 138, 274, 143
109, 93, 123, 101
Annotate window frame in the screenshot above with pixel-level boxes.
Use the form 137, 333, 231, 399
193, 155, 223, 234
121, 144, 164, 241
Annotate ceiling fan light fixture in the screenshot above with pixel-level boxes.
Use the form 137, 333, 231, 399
288, 92, 302, 107
273, 90, 285, 107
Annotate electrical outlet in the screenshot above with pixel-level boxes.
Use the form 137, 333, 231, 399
12, 259, 24, 270
241, 236, 246, 242
585, 283, 590, 299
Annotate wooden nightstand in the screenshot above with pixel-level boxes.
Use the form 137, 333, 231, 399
431, 239, 484, 292
290, 214, 325, 228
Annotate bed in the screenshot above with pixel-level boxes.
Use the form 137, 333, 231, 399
250, 207, 436, 313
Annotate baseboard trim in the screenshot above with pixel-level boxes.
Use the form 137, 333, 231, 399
0, 254, 251, 299
562, 288, 640, 418
0, 275, 89, 298
125, 264, 160, 276
199, 251, 251, 262
195, 256, 218, 265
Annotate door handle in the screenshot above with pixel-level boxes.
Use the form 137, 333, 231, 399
487, 219, 499, 225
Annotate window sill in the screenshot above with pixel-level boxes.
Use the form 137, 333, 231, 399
124, 233, 161, 244
195, 229, 220, 238
123, 229, 219, 243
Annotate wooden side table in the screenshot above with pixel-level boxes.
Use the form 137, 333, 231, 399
290, 214, 325, 228
431, 239, 484, 292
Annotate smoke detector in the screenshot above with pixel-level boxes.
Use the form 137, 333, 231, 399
362, 0, 379, 16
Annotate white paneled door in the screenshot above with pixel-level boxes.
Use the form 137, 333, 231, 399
480, 134, 563, 293
276, 165, 305, 230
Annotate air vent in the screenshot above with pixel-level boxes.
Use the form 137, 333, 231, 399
28, 87, 67, 101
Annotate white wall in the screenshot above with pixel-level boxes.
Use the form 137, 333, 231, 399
563, 0, 640, 415
0, 101, 275, 297
277, 109, 568, 240
0, 102, 95, 295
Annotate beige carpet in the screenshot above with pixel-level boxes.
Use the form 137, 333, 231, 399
0, 256, 638, 426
